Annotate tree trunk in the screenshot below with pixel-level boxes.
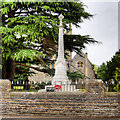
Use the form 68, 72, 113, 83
2, 58, 15, 82
24, 77, 30, 90
2, 59, 7, 79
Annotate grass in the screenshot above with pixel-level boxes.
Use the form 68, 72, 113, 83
104, 87, 120, 93
80, 89, 85, 92
13, 86, 24, 89
11, 86, 39, 92
104, 91, 120, 93
11, 89, 38, 92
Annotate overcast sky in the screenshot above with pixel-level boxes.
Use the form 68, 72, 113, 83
72, 1, 118, 66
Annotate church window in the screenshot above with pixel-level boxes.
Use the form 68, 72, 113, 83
77, 62, 80, 67
67, 63, 70, 68
77, 61, 83, 68
81, 62, 83, 67
52, 63, 54, 69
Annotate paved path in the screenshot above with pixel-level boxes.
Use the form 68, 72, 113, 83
2, 117, 120, 120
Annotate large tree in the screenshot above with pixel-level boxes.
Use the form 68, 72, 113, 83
1, 2, 97, 82
97, 62, 108, 81
97, 49, 120, 91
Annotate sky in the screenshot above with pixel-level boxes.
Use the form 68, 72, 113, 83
72, 1, 118, 66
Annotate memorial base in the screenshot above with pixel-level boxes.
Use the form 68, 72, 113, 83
42, 84, 77, 92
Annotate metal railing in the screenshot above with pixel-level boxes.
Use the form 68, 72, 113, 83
11, 81, 85, 92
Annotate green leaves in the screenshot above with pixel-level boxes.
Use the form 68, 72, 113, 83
64, 35, 98, 55
67, 70, 84, 80
114, 68, 120, 92
42, 5, 50, 10
1, 5, 10, 14
2, 35, 17, 45
13, 49, 45, 61
2, 2, 94, 61
1, 27, 12, 34
97, 62, 107, 80
2, 47, 12, 60
97, 49, 120, 92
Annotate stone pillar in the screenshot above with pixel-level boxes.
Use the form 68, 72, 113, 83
0, 79, 11, 92
0, 79, 11, 118
85, 79, 104, 97
52, 14, 69, 85
84, 52, 88, 78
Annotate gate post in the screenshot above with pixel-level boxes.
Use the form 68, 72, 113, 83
85, 79, 104, 97
0, 79, 11, 93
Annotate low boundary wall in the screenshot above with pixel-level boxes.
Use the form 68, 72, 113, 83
0, 79, 120, 118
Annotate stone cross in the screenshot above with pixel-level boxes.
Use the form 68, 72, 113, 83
58, 14, 64, 61
58, 14, 64, 26
52, 14, 69, 85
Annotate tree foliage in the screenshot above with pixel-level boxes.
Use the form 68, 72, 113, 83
64, 35, 98, 55
97, 49, 120, 92
1, 2, 95, 60
67, 70, 84, 81
114, 68, 120, 92
97, 62, 107, 80
1, 2, 97, 81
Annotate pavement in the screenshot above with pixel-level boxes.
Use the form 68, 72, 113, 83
1, 117, 120, 120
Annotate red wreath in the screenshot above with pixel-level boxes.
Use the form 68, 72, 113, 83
54, 85, 61, 89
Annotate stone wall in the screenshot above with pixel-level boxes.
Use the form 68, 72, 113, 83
28, 69, 52, 83
1, 80, 120, 118
71, 53, 95, 79
86, 58, 95, 79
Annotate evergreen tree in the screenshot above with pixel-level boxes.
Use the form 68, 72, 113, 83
97, 62, 107, 81
1, 2, 97, 82
97, 49, 120, 91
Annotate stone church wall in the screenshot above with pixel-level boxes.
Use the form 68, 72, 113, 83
70, 53, 95, 79
86, 58, 95, 79
70, 54, 85, 74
